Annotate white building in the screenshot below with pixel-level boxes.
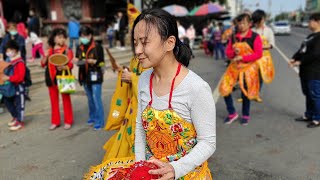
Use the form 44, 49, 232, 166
226, 0, 242, 18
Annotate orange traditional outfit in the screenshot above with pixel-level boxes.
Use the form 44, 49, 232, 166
257, 34, 275, 84
219, 30, 263, 121
219, 32, 262, 100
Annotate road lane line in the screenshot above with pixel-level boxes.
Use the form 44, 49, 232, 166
212, 76, 223, 104
273, 45, 299, 74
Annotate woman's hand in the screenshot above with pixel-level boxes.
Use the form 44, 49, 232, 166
121, 69, 132, 82
232, 55, 243, 62
1, 75, 9, 81
87, 58, 97, 64
57, 65, 68, 71
289, 59, 301, 67
72, 57, 79, 64
147, 159, 175, 180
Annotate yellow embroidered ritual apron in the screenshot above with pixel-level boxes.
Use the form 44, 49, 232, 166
142, 64, 212, 179
219, 42, 260, 100
257, 35, 275, 83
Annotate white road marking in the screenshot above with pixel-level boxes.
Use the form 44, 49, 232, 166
212, 74, 223, 104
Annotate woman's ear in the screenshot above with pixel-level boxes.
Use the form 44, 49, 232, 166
165, 35, 176, 51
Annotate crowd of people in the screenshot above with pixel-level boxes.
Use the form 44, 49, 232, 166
1, 4, 320, 179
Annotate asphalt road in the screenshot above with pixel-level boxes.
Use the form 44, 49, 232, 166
1, 27, 319, 180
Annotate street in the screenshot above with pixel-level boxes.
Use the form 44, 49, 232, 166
1, 27, 320, 180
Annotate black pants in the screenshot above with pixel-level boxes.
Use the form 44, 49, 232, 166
3, 84, 25, 122
118, 30, 126, 47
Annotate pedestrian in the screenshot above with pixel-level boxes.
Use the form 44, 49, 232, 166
219, 13, 263, 125
186, 24, 196, 49
12, 11, 28, 39
1, 40, 26, 131
289, 13, 320, 128
134, 9, 216, 179
41, 28, 74, 130
106, 23, 114, 48
114, 11, 127, 50
177, 21, 186, 42
212, 22, 225, 60
251, 9, 275, 103
26, 30, 45, 62
0, 22, 26, 61
68, 15, 80, 50
73, 26, 105, 130
27, 8, 40, 36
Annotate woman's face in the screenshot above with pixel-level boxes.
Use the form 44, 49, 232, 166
237, 19, 251, 33
133, 21, 168, 69
54, 34, 66, 46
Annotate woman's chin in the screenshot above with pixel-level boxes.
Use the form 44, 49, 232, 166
140, 62, 152, 69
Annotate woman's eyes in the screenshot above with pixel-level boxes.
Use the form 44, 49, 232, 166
134, 41, 149, 46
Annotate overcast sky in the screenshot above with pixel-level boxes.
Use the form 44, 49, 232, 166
242, 0, 305, 16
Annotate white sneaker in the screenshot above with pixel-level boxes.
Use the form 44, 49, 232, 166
8, 119, 17, 127
9, 122, 23, 131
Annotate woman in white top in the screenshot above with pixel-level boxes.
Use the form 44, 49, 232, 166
133, 9, 216, 179
251, 9, 276, 102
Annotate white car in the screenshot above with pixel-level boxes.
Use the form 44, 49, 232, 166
301, 21, 309, 28
272, 21, 291, 35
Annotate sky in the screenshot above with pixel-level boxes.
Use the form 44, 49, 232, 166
242, 0, 305, 17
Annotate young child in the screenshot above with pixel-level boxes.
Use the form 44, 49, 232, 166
0, 22, 31, 101
41, 28, 74, 130
26, 31, 45, 62
1, 40, 26, 131
106, 24, 114, 48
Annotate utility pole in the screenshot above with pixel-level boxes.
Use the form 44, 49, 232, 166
268, 0, 272, 17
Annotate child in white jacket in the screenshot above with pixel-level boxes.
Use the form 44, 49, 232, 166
26, 31, 44, 62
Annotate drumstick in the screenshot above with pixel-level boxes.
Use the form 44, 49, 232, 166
105, 47, 120, 72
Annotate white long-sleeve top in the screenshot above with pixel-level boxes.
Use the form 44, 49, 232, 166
252, 25, 275, 47
135, 69, 216, 179
26, 32, 42, 45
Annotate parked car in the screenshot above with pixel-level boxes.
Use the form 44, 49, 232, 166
272, 21, 291, 35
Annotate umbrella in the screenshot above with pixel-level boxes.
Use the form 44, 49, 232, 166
162, 4, 189, 17
188, 2, 225, 16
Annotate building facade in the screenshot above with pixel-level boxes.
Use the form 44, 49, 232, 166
305, 0, 320, 13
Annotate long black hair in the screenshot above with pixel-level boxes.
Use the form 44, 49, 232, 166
131, 9, 192, 67
48, 28, 67, 47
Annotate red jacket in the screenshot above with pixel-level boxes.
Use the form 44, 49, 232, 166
226, 29, 263, 63
9, 57, 25, 84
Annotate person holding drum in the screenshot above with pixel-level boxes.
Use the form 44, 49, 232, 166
41, 28, 74, 130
